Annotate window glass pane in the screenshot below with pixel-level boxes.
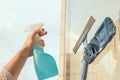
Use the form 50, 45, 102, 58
65, 0, 120, 80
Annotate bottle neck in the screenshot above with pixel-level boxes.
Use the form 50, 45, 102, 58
33, 47, 44, 53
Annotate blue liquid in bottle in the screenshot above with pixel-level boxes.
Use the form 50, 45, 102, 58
33, 47, 58, 80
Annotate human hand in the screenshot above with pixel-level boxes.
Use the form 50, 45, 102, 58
21, 28, 47, 57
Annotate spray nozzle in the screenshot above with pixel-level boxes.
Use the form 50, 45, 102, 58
25, 23, 45, 48
25, 23, 44, 32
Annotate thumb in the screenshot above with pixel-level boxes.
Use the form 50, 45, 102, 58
30, 29, 39, 39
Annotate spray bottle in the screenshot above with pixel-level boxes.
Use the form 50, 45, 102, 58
25, 23, 58, 80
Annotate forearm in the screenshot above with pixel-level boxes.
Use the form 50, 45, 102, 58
3, 47, 29, 79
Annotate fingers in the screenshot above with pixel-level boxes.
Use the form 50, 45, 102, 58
30, 28, 47, 39
39, 39, 45, 47
38, 28, 47, 36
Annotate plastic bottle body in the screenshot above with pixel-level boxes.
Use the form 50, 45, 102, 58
33, 47, 58, 80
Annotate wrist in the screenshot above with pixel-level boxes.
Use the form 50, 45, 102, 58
18, 47, 31, 59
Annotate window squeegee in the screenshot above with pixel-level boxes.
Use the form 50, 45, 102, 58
73, 16, 116, 80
